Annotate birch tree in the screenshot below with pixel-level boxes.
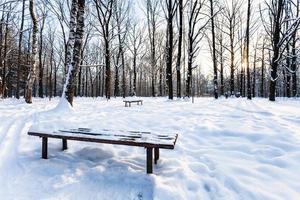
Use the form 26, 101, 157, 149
25, 0, 38, 103
64, 0, 86, 105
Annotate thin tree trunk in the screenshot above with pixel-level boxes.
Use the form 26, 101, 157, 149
252, 43, 257, 97
176, 0, 183, 98
2, 9, 9, 98
261, 42, 265, 97
210, 0, 218, 99
246, 0, 251, 100
38, 16, 46, 98
16, 0, 26, 99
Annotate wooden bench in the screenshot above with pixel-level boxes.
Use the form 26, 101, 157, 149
28, 127, 178, 174
124, 100, 143, 107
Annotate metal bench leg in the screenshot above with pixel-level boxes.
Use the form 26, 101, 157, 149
129, 102, 131, 107
125, 102, 127, 107
62, 139, 68, 150
146, 147, 153, 174
42, 137, 48, 159
154, 148, 159, 164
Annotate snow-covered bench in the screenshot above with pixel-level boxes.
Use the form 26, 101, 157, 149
123, 100, 143, 107
28, 128, 178, 174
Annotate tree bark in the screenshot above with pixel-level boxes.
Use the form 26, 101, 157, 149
16, 0, 26, 99
260, 42, 265, 97
38, 15, 46, 98
246, 0, 251, 100
269, 0, 283, 101
25, 0, 39, 103
65, 0, 86, 105
210, 0, 218, 99
176, 0, 183, 98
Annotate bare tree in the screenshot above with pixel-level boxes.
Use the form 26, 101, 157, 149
114, 0, 129, 98
38, 6, 47, 98
210, 0, 218, 99
262, 0, 300, 101
16, 0, 26, 99
223, 0, 242, 96
25, 0, 38, 103
245, 0, 252, 99
127, 20, 143, 96
186, 0, 207, 97
94, 0, 114, 99
65, 0, 86, 105
291, 0, 299, 97
145, 0, 160, 97
176, 0, 183, 98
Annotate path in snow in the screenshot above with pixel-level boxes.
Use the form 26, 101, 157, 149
0, 97, 300, 200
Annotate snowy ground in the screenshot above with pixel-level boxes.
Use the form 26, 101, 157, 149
0, 97, 300, 200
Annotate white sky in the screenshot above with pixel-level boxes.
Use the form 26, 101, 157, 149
131, 0, 265, 77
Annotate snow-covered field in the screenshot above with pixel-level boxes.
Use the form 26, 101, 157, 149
0, 97, 300, 200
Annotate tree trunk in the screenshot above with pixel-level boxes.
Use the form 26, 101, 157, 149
114, 64, 119, 96
252, 43, 257, 97
0, 11, 4, 98
269, 0, 283, 101
220, 33, 224, 96
133, 51, 137, 96
166, 0, 174, 100
291, 1, 299, 97
38, 16, 46, 98
105, 36, 111, 99
246, 0, 251, 100
25, 0, 39, 103
16, 0, 26, 99
176, 0, 183, 98
210, 0, 218, 99
65, 0, 86, 105
2, 9, 9, 98
260, 41, 265, 97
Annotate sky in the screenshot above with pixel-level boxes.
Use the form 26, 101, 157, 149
130, 0, 265, 77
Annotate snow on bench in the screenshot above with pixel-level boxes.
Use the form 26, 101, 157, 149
28, 127, 178, 174
123, 100, 143, 107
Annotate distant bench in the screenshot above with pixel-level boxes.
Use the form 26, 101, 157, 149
124, 100, 143, 107
28, 128, 178, 174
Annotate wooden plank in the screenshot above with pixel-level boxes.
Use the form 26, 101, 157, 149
62, 139, 68, 150
62, 128, 177, 146
154, 147, 159, 164
146, 148, 153, 174
29, 132, 176, 149
42, 137, 48, 159
28, 128, 178, 149
123, 100, 143, 103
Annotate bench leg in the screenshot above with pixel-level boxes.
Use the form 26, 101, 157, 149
125, 102, 127, 107
154, 148, 159, 164
146, 147, 153, 174
129, 102, 131, 107
42, 137, 48, 159
62, 139, 68, 150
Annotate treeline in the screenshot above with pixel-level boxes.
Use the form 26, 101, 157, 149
0, 0, 299, 104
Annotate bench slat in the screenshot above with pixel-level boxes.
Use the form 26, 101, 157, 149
28, 128, 178, 149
